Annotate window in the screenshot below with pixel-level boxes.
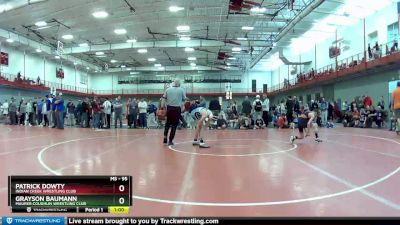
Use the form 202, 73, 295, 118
387, 22, 399, 42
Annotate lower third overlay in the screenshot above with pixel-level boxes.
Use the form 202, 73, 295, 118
1, 217, 400, 225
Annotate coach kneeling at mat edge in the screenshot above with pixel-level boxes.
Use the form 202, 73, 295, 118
162, 79, 186, 146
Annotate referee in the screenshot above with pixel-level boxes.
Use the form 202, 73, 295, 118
162, 79, 186, 146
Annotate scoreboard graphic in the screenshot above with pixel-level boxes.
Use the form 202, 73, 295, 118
8, 176, 132, 213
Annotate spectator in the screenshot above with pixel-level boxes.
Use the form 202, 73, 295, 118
113, 96, 123, 128
216, 114, 228, 130
102, 98, 112, 129
320, 98, 328, 126
2, 100, 9, 123
392, 81, 400, 134
363, 95, 373, 108
18, 99, 26, 125
55, 93, 65, 129
286, 96, 294, 124
81, 97, 90, 128
242, 96, 252, 117
254, 115, 265, 129
91, 96, 101, 129
253, 95, 263, 122
66, 100, 75, 126
209, 98, 221, 117
138, 98, 148, 129
262, 94, 270, 127
26, 99, 33, 126
76, 100, 82, 125
147, 100, 158, 128
377, 96, 385, 110
9, 98, 17, 125
41, 98, 48, 127
37, 76, 40, 85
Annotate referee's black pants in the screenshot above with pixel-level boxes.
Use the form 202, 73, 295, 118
164, 106, 181, 143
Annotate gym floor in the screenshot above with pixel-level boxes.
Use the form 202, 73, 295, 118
0, 125, 399, 216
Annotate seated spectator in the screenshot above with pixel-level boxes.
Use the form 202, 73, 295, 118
359, 108, 367, 128
365, 106, 375, 128
343, 111, 354, 127
277, 113, 288, 129
238, 114, 250, 130
374, 106, 384, 128
352, 109, 360, 127
254, 115, 265, 129
216, 115, 228, 130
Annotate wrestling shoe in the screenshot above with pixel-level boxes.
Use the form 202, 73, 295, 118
290, 136, 296, 144
315, 138, 323, 143
199, 142, 210, 148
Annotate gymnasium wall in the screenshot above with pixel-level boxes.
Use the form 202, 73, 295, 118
90, 70, 273, 93
269, 2, 398, 87
0, 45, 91, 89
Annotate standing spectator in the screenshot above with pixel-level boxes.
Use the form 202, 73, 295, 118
286, 96, 294, 124
51, 95, 58, 128
76, 100, 82, 125
209, 98, 221, 117
18, 99, 27, 125
392, 81, 400, 134
262, 94, 270, 127
252, 95, 263, 122
66, 100, 75, 126
102, 97, 112, 129
320, 98, 328, 126
81, 98, 90, 128
41, 98, 48, 127
9, 98, 17, 125
327, 101, 334, 121
37, 98, 43, 126
113, 96, 123, 128
377, 96, 385, 110
138, 98, 148, 129
91, 97, 101, 129
54, 93, 64, 129
230, 100, 238, 117
368, 43, 372, 59
162, 79, 186, 146
128, 98, 138, 129
293, 96, 300, 114
2, 99, 9, 124
241, 96, 252, 117
36, 76, 40, 85
26, 99, 33, 126
147, 100, 158, 128
363, 95, 373, 108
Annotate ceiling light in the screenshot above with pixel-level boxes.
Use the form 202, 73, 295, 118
35, 21, 47, 27
138, 49, 147, 53
190, 63, 196, 66
126, 68, 132, 71
184, 47, 194, 52
95, 70, 98, 73
228, 57, 237, 60
250, 7, 266, 13
110, 59, 117, 63
6, 38, 13, 43
95, 51, 104, 55
179, 36, 191, 41
225, 66, 231, 69
226, 63, 231, 66
158, 67, 165, 70
242, 26, 254, 31
92, 11, 108, 18
96, 55, 106, 58
154, 63, 162, 67
79, 43, 88, 47
169, 6, 184, 12
126, 39, 137, 43
237, 37, 248, 41
176, 25, 190, 32
36, 49, 42, 53
232, 47, 242, 52
120, 65, 126, 68
86, 67, 90, 70
73, 62, 78, 65
130, 72, 140, 75
148, 58, 156, 62
188, 57, 196, 61
55, 55, 60, 59
114, 29, 127, 35
62, 34, 73, 40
